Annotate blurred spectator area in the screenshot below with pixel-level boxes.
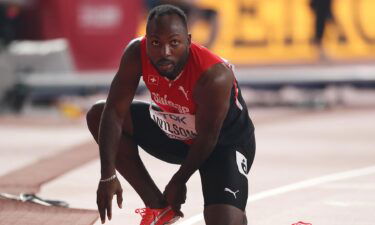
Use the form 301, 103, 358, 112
2, 0, 375, 69
0, 0, 141, 112
1, 0, 141, 70
1, 0, 375, 114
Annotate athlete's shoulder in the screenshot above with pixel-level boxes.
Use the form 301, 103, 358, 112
123, 37, 143, 55
117, 37, 143, 75
118, 37, 144, 69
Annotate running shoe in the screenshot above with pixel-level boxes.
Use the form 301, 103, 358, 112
135, 206, 180, 225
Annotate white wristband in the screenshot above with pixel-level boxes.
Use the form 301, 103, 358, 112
100, 174, 117, 183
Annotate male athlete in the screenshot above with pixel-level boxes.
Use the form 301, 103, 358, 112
86, 5, 255, 225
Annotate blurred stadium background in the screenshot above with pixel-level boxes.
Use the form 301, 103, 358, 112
1, 1, 375, 225
1, 0, 375, 115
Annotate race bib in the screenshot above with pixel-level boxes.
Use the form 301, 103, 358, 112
150, 105, 197, 141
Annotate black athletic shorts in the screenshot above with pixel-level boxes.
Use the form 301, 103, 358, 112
128, 100, 256, 211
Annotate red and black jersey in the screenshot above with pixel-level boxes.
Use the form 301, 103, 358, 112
140, 37, 223, 114
139, 37, 254, 146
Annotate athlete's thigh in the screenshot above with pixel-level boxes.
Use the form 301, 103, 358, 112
199, 133, 256, 211
204, 204, 246, 225
129, 100, 189, 164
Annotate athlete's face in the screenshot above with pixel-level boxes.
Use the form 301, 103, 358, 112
146, 14, 191, 80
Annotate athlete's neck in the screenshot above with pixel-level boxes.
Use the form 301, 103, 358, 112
164, 71, 183, 81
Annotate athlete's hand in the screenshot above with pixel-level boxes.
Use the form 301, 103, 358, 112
163, 178, 186, 217
97, 178, 123, 224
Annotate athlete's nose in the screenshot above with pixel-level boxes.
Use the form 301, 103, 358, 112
161, 44, 172, 57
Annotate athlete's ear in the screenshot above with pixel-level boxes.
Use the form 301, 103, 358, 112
188, 34, 191, 45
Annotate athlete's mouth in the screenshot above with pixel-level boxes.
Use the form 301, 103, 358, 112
157, 59, 174, 71
158, 63, 174, 71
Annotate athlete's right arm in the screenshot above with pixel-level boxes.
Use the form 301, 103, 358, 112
96, 39, 142, 224
99, 39, 141, 179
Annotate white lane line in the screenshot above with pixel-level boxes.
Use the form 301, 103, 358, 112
177, 165, 375, 225
325, 201, 375, 207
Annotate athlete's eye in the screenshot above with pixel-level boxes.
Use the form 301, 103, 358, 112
151, 40, 160, 46
171, 40, 180, 46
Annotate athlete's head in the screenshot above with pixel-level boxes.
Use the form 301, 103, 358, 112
146, 4, 191, 80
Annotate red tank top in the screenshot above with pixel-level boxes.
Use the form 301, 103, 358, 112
140, 37, 223, 115
138, 38, 253, 146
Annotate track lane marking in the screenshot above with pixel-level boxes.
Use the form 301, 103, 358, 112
177, 165, 375, 225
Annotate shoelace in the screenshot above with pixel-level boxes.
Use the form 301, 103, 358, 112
135, 208, 155, 223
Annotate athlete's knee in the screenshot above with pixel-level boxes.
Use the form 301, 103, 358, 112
86, 100, 106, 134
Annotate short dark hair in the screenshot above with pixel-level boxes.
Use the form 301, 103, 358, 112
146, 4, 188, 32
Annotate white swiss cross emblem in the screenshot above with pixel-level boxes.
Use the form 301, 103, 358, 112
148, 75, 159, 85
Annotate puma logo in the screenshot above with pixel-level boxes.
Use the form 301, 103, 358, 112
224, 188, 239, 199
178, 86, 189, 100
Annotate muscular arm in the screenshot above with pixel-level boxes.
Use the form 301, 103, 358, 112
98, 39, 142, 178
173, 63, 234, 183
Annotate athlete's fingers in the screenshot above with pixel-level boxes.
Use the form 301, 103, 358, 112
116, 189, 123, 209
178, 193, 186, 204
97, 200, 106, 224
106, 195, 113, 221
171, 204, 184, 218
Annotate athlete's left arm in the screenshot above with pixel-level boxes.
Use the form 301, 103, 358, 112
164, 62, 234, 207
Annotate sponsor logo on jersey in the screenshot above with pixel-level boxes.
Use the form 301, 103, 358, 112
151, 92, 190, 114
178, 86, 189, 101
